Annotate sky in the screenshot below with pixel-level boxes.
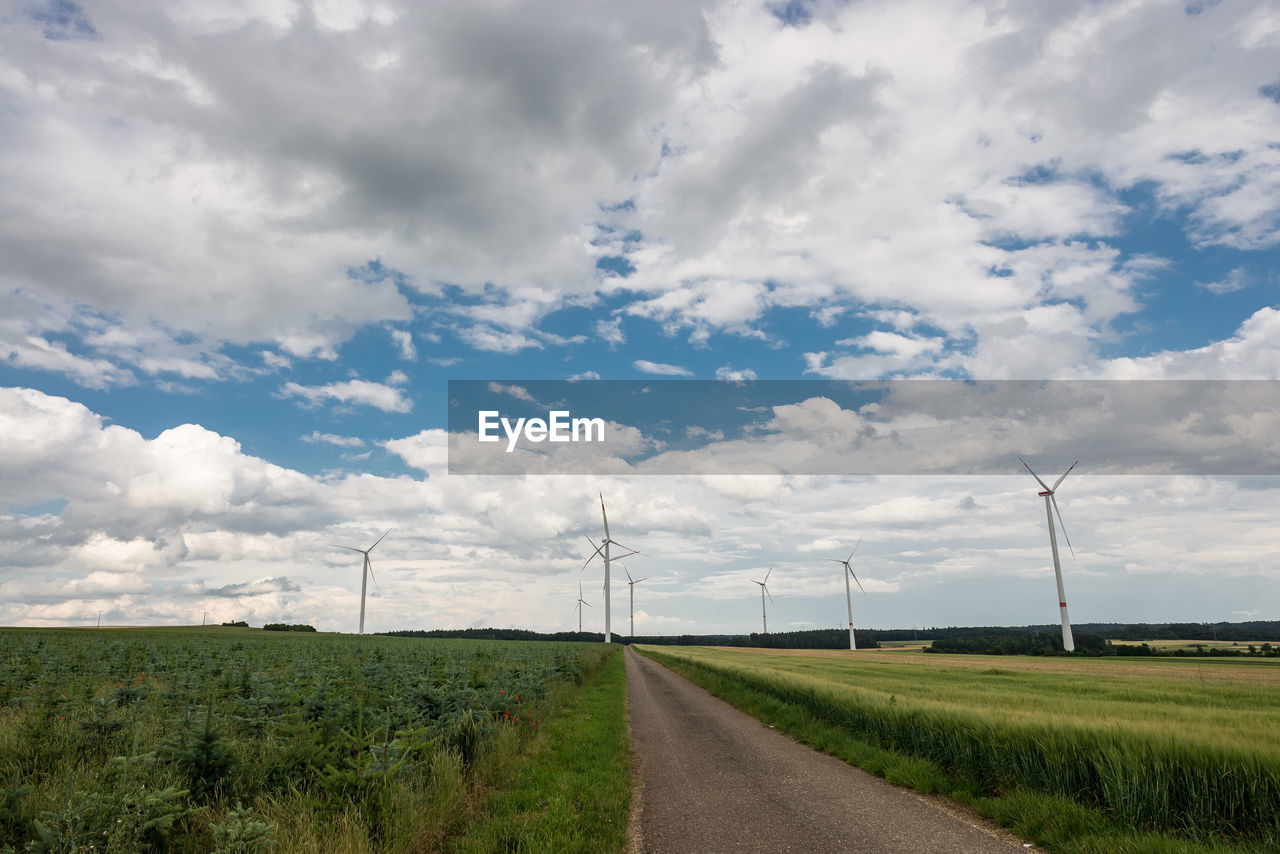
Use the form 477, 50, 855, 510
2, 0, 1279, 636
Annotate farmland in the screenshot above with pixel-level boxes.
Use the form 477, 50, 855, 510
0, 628, 628, 853
637, 645, 1280, 853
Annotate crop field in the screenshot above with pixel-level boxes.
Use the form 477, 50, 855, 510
639, 645, 1280, 852
0, 628, 623, 853
1112, 638, 1262, 652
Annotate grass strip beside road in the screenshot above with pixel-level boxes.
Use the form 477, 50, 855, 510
637, 646, 1279, 854
452, 646, 631, 854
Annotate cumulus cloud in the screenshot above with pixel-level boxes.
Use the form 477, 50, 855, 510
3, 387, 1280, 631
3, 0, 1279, 384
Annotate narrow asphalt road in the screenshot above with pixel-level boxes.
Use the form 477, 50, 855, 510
625, 647, 1029, 854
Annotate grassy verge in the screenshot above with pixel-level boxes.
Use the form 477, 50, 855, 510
449, 646, 631, 853
638, 647, 1277, 854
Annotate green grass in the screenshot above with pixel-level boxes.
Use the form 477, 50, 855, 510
637, 645, 1280, 853
452, 648, 631, 853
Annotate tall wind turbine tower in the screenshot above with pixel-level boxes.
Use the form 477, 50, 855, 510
584, 494, 644, 643
827, 538, 865, 650
575, 582, 592, 632
331, 529, 390, 634
751, 566, 774, 634
624, 567, 648, 638
1020, 458, 1078, 652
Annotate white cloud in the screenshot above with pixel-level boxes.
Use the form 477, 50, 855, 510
279, 379, 413, 412
303, 431, 366, 448
715, 365, 757, 382
389, 329, 418, 360
634, 359, 693, 376
595, 317, 626, 347
382, 429, 450, 473
1194, 267, 1256, 295
487, 382, 539, 404
2, 1, 1278, 385
1098, 306, 1280, 379
3, 387, 1280, 631
456, 325, 544, 354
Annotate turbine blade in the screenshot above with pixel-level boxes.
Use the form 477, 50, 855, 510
824, 559, 846, 564
583, 541, 605, 569
751, 580, 765, 587
599, 493, 610, 538
849, 567, 865, 593
368, 528, 392, 552
849, 537, 863, 560
625, 567, 634, 583
1051, 459, 1079, 492
583, 600, 593, 608
332, 545, 365, 553
765, 586, 775, 606
610, 541, 644, 555
366, 555, 380, 592
1050, 493, 1076, 558
1020, 456, 1052, 493
764, 565, 773, 583
634, 577, 649, 584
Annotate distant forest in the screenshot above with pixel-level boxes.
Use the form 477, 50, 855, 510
381, 620, 1280, 650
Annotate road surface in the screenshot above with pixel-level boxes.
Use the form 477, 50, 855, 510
625, 647, 1030, 854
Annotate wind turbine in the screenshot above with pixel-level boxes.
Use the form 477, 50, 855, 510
827, 538, 865, 650
331, 529, 390, 635
1020, 457, 1078, 652
751, 566, 774, 634
583, 494, 644, 643
624, 566, 649, 638
575, 582, 592, 633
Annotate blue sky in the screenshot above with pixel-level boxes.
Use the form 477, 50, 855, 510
2, 0, 1279, 634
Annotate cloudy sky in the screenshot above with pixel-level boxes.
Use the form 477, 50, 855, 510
2, 0, 1279, 635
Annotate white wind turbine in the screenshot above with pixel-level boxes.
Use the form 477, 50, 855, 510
827, 538, 865, 650
1020, 457, 1078, 652
575, 582, 592, 633
583, 493, 644, 643
331, 529, 390, 635
624, 566, 649, 638
751, 566, 774, 634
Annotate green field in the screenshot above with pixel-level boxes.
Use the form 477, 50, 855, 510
1112, 638, 1266, 652
637, 645, 1280, 853
0, 628, 629, 853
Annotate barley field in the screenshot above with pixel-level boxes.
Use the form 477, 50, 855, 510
638, 645, 1280, 847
